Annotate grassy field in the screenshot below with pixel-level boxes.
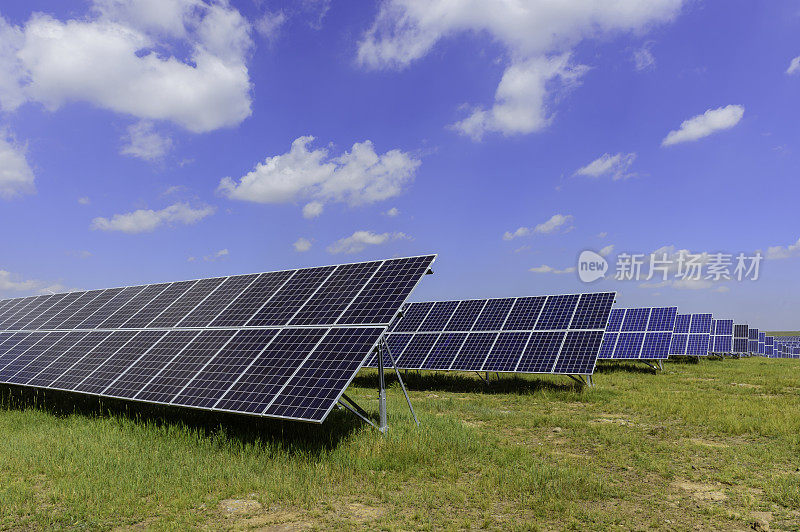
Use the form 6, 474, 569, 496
1, 357, 800, 530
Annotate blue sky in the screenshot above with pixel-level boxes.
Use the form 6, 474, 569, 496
0, 0, 798, 328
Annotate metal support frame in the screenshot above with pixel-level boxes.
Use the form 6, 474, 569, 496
640, 360, 664, 371
567, 374, 594, 387
475, 372, 489, 385
381, 337, 419, 427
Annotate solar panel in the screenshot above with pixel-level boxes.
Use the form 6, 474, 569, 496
765, 336, 774, 357
758, 332, 766, 355
711, 319, 734, 354
597, 307, 677, 361
748, 328, 760, 355
733, 324, 749, 355
0, 255, 436, 424
670, 314, 712, 356
370, 292, 615, 377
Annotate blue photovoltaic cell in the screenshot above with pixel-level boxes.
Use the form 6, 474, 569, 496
482, 332, 529, 372
642, 332, 672, 359
5, 332, 88, 385
690, 314, 712, 334
502, 296, 546, 331
391, 302, 434, 333
262, 327, 384, 422
598, 332, 617, 359
27, 332, 112, 387
552, 331, 604, 375
364, 332, 413, 368
535, 295, 579, 330
417, 301, 459, 332
605, 309, 624, 332
394, 333, 438, 369
714, 336, 733, 353
621, 308, 649, 332
674, 315, 691, 334
446, 300, 486, 331
421, 333, 467, 370
0, 333, 48, 374
516, 331, 564, 373
648, 307, 677, 332
615, 332, 645, 359
448, 332, 497, 371
48, 331, 139, 391
687, 334, 709, 356
570, 293, 616, 330
0, 332, 65, 381
472, 299, 514, 331
210, 271, 295, 327
670, 334, 688, 355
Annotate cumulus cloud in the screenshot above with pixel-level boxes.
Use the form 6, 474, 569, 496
90, 201, 215, 234
78, 196, 91, 205
662, 105, 744, 146
255, 10, 286, 44
358, 0, 684, 139
452, 54, 588, 140
787, 56, 800, 75
0, 132, 35, 199
529, 264, 575, 274
385, 207, 400, 217
326, 230, 409, 254
218, 136, 420, 216
0, 0, 254, 132
766, 237, 800, 260
0, 269, 72, 297
293, 237, 312, 252
203, 248, 228, 261
503, 214, 573, 240
120, 121, 172, 161
575, 152, 637, 180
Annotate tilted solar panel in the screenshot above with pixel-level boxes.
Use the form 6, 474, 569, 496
598, 307, 677, 361
367, 292, 615, 377
733, 324, 749, 354
670, 314, 712, 356
748, 328, 760, 355
0, 255, 436, 424
710, 319, 734, 354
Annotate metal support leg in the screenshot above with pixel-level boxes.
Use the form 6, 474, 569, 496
377, 344, 388, 433
382, 338, 419, 427
586, 375, 594, 387
657, 360, 663, 371
475, 372, 489, 385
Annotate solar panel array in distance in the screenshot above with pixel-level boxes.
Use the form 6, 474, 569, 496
0, 255, 436, 424
367, 292, 615, 376
598, 307, 677, 360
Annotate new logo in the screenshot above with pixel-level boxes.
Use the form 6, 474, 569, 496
578, 250, 608, 283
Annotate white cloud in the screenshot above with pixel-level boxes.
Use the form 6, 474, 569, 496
358, 0, 684, 139
451, 54, 588, 140
0, 269, 74, 297
293, 237, 312, 252
385, 207, 400, 217
529, 264, 575, 274
219, 136, 420, 216
0, 132, 35, 199
255, 10, 286, 44
599, 244, 614, 257
503, 213, 573, 240
633, 44, 655, 70
90, 201, 215, 234
574, 152, 636, 180
0, 0, 254, 133
766, 237, 800, 260
302, 200, 324, 219
120, 121, 172, 161
597, 232, 608, 238
326, 230, 409, 254
78, 196, 91, 205
787, 56, 800, 75
203, 248, 228, 262
661, 105, 744, 146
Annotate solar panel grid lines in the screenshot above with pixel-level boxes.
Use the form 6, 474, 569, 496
134, 330, 239, 403
376, 291, 615, 376
0, 332, 65, 381
0, 332, 50, 375
4, 332, 89, 385
248, 266, 338, 327
262, 327, 385, 422
212, 328, 319, 413
289, 261, 382, 326
60, 288, 123, 329
26, 293, 87, 330
417, 300, 459, 333
175, 274, 258, 328
77, 285, 148, 329
148, 277, 227, 328
26, 331, 113, 387
99, 283, 172, 329
39, 290, 103, 330
48, 331, 140, 392
121, 280, 199, 329
4, 294, 61, 330
391, 301, 435, 333
0, 297, 31, 327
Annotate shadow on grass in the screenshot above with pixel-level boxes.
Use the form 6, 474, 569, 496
352, 369, 582, 395
666, 356, 701, 365
0, 383, 364, 454
594, 362, 657, 375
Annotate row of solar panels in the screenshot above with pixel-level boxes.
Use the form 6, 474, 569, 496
0, 256, 437, 424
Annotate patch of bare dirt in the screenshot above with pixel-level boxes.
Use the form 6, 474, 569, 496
219, 498, 263, 515
672, 480, 728, 502
687, 438, 730, 448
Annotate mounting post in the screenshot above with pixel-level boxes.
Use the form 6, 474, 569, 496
585, 374, 594, 387
377, 343, 388, 433
657, 360, 663, 371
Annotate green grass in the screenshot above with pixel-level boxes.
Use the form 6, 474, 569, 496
2, 358, 800, 530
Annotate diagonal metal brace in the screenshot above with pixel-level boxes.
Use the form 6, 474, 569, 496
338, 398, 379, 430
382, 337, 419, 426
